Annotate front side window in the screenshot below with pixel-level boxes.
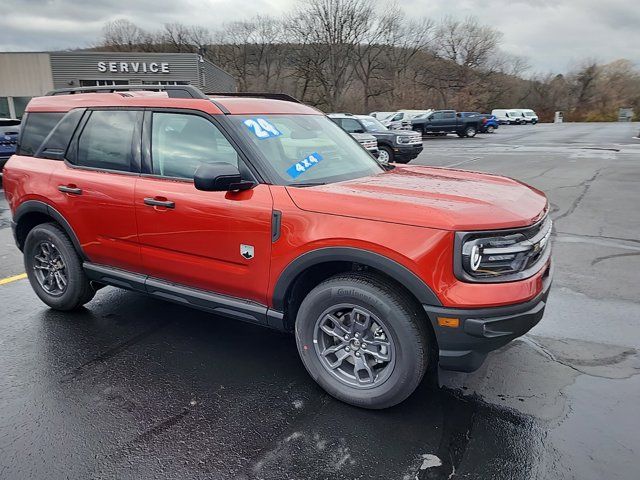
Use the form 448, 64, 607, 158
230, 114, 383, 186
340, 118, 364, 134
76, 110, 138, 171
151, 112, 238, 179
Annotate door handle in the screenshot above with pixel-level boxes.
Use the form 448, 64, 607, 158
144, 197, 175, 209
58, 185, 82, 195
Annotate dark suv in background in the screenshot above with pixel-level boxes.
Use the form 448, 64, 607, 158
0, 118, 21, 172
329, 113, 423, 164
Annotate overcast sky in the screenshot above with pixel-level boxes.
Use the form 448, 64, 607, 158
0, 0, 638, 74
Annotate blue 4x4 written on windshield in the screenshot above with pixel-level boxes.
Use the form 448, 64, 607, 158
287, 152, 323, 179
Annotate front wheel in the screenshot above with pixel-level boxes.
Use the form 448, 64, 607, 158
295, 273, 431, 409
378, 145, 394, 164
486, 125, 495, 133
24, 223, 95, 311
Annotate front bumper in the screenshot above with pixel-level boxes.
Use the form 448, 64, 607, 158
394, 144, 423, 161
423, 262, 552, 372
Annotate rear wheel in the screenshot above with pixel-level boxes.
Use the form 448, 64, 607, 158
464, 126, 477, 137
378, 145, 393, 164
486, 125, 495, 133
295, 273, 430, 409
24, 223, 95, 311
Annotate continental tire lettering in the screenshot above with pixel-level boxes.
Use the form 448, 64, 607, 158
332, 287, 391, 315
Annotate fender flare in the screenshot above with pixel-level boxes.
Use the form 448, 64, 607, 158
272, 247, 442, 311
13, 200, 86, 259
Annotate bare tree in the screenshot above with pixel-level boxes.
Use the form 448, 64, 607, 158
101, 19, 147, 52
287, 0, 374, 109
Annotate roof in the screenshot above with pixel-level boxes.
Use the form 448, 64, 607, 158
25, 91, 321, 116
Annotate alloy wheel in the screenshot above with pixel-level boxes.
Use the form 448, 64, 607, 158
32, 241, 68, 296
313, 304, 395, 389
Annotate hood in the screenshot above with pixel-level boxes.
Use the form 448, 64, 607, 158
350, 132, 377, 142
387, 129, 419, 136
286, 165, 547, 231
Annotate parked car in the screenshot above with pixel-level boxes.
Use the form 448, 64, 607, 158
369, 111, 395, 120
350, 132, 380, 161
459, 112, 500, 133
379, 110, 432, 129
519, 109, 539, 124
491, 109, 525, 125
411, 110, 483, 137
4, 85, 552, 409
329, 113, 423, 164
0, 118, 21, 172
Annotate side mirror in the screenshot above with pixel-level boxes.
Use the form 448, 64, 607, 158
194, 163, 254, 192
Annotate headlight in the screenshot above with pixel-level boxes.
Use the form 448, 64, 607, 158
456, 216, 552, 282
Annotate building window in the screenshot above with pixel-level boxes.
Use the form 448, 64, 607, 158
79, 80, 130, 87
142, 81, 190, 86
12, 97, 31, 119
0, 98, 10, 118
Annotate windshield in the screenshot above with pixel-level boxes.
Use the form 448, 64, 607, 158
230, 115, 383, 186
523, 110, 536, 116
358, 116, 388, 132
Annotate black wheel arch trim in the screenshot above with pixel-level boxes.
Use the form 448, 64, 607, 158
272, 247, 442, 311
13, 200, 87, 260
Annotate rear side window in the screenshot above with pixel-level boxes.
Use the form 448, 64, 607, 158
18, 112, 65, 156
76, 110, 139, 172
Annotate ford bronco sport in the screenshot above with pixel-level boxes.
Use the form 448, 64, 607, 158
3, 86, 552, 409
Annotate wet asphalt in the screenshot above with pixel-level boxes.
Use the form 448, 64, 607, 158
0, 122, 639, 480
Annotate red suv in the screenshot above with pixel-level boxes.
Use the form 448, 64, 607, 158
3, 86, 552, 409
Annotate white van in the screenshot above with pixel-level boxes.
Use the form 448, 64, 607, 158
519, 109, 539, 124
491, 109, 525, 125
380, 110, 433, 128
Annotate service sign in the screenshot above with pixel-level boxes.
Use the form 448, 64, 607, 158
97, 61, 170, 74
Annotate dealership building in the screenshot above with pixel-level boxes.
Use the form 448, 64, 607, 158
0, 51, 236, 118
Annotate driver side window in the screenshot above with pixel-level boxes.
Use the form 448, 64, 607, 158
151, 112, 238, 179
341, 118, 364, 133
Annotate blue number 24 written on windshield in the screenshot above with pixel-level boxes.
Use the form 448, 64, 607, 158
287, 152, 324, 179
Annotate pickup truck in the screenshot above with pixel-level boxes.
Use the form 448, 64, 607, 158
411, 110, 483, 138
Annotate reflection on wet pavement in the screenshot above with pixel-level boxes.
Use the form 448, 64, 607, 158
0, 283, 559, 480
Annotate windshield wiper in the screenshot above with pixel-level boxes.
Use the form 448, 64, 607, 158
290, 181, 327, 187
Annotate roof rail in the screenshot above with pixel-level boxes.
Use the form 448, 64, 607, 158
205, 92, 302, 104
45, 85, 210, 100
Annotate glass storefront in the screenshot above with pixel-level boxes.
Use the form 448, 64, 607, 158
12, 97, 31, 119
0, 97, 10, 118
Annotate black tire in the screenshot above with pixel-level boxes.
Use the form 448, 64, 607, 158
295, 272, 431, 409
379, 145, 395, 164
456, 132, 465, 138
464, 126, 477, 137
24, 223, 95, 311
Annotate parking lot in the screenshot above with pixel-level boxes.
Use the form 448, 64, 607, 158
1, 122, 639, 479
